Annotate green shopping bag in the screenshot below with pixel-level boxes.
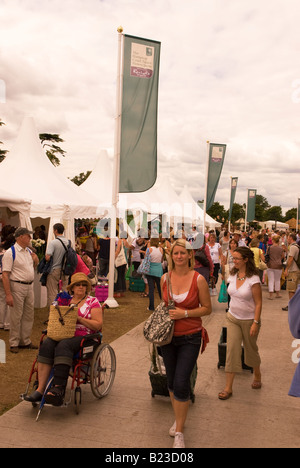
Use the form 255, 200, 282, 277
126, 264, 134, 280
218, 280, 228, 303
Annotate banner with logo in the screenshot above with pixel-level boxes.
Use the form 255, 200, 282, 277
206, 143, 226, 210
228, 177, 238, 221
297, 198, 300, 230
119, 35, 161, 193
247, 189, 257, 222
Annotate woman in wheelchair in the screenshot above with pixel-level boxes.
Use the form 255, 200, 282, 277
24, 273, 103, 407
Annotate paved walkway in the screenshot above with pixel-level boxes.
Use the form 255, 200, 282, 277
0, 285, 299, 448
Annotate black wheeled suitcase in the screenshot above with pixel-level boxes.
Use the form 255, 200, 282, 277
149, 345, 197, 403
217, 327, 253, 373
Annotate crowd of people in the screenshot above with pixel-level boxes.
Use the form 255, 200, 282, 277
1, 220, 300, 449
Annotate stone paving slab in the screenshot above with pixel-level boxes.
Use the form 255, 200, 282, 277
0, 287, 299, 448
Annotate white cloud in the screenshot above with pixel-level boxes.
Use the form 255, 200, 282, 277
0, 0, 300, 215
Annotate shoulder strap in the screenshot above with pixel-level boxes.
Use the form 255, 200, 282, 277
56, 237, 68, 252
166, 272, 174, 300
11, 245, 16, 262
10, 245, 32, 263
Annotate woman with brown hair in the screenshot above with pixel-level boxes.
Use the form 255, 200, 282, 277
218, 247, 262, 400
160, 239, 212, 448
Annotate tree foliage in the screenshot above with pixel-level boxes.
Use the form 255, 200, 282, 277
70, 171, 92, 186
0, 119, 8, 162
39, 133, 66, 167
204, 193, 296, 226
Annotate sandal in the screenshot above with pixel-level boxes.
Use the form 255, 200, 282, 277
24, 391, 43, 403
44, 385, 65, 407
251, 381, 262, 390
218, 390, 233, 400
140, 293, 149, 297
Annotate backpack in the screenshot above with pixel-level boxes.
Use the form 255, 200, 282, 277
57, 238, 78, 276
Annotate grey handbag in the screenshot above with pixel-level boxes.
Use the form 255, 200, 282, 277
143, 274, 175, 347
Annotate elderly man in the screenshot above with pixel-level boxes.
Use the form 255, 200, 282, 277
2, 228, 39, 353
233, 231, 247, 247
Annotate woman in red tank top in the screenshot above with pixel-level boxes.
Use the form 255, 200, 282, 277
160, 239, 212, 449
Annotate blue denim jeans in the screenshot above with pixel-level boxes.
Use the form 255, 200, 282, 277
146, 275, 162, 311
160, 332, 201, 402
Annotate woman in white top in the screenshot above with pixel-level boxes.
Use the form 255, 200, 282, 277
208, 233, 223, 286
146, 238, 164, 311
218, 247, 262, 400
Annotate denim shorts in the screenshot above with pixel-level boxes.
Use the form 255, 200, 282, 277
160, 332, 202, 402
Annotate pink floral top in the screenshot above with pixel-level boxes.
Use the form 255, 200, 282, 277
74, 295, 102, 337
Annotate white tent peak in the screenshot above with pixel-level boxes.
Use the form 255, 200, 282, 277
83, 149, 113, 206
0, 115, 101, 244
0, 115, 89, 205
179, 185, 221, 228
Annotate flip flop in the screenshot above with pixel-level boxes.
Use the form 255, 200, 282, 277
218, 390, 233, 400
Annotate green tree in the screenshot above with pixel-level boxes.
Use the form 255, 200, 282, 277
70, 171, 92, 186
255, 194, 270, 222
265, 206, 283, 222
207, 202, 227, 223
229, 203, 245, 224
284, 208, 297, 221
0, 119, 8, 162
39, 133, 66, 167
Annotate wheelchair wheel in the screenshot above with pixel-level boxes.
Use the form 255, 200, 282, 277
74, 387, 82, 415
90, 343, 116, 399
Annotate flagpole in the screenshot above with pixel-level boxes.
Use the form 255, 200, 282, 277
228, 176, 232, 234
203, 141, 210, 235
105, 26, 124, 309
245, 190, 248, 232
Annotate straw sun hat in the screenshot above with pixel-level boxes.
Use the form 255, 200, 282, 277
67, 273, 92, 294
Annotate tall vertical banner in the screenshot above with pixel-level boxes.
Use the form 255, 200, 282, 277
119, 35, 161, 193
247, 189, 257, 222
228, 177, 238, 221
297, 198, 300, 230
206, 143, 226, 210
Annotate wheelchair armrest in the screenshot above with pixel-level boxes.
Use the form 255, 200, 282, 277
78, 332, 102, 361
79, 332, 102, 350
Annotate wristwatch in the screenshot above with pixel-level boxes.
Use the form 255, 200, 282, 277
185, 310, 189, 318
253, 320, 260, 325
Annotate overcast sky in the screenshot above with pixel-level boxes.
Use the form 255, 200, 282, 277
1, 0, 300, 214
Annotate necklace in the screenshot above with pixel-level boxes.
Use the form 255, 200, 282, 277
237, 275, 246, 281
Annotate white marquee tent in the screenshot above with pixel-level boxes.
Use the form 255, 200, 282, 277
179, 185, 221, 229
0, 116, 102, 244
82, 150, 196, 233
0, 189, 32, 231
82, 150, 221, 234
